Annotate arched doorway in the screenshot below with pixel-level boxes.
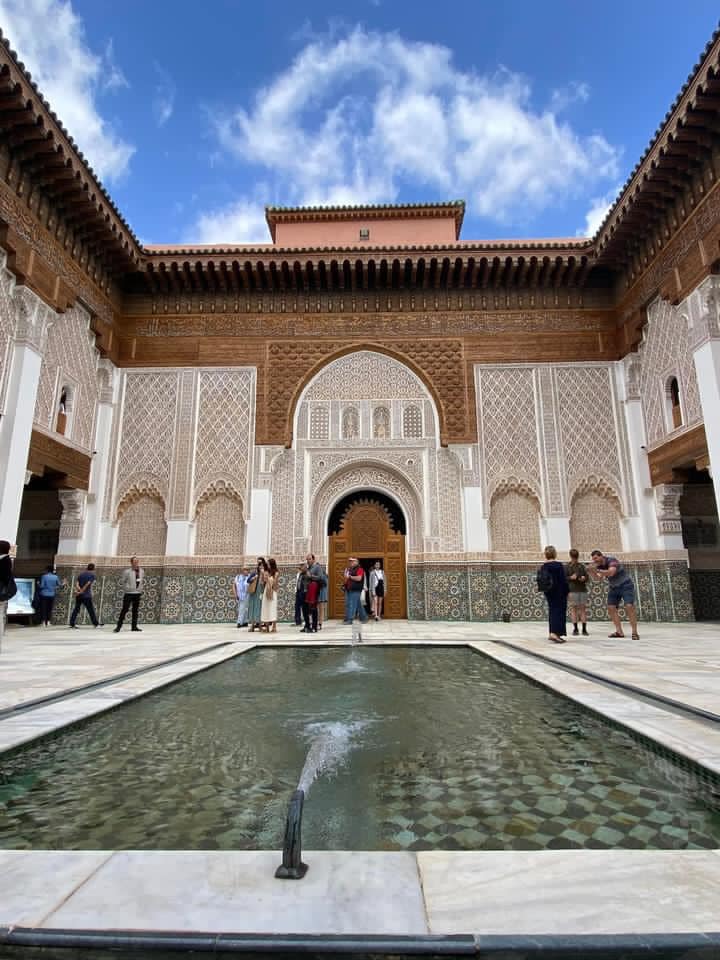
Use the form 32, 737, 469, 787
327, 491, 407, 619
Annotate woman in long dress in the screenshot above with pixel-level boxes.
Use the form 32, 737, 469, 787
369, 561, 385, 621
247, 557, 266, 632
539, 545, 569, 643
261, 557, 279, 633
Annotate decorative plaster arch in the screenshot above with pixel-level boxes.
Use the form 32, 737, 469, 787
311, 460, 423, 553
115, 477, 166, 520
193, 477, 246, 519
489, 475, 543, 511
288, 344, 444, 447
570, 474, 624, 514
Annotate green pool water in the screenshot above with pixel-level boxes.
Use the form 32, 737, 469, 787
0, 646, 718, 850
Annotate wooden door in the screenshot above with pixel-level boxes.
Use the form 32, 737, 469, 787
328, 497, 406, 619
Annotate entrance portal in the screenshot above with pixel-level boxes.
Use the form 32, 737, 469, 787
327, 492, 407, 619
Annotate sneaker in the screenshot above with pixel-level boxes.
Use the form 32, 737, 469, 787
572, 626, 579, 635
582, 625, 588, 636
113, 626, 121, 633
69, 625, 78, 629
131, 627, 142, 632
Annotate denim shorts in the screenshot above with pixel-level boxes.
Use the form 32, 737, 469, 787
607, 579, 635, 607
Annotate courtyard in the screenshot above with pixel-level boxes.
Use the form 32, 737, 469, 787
0, 620, 719, 944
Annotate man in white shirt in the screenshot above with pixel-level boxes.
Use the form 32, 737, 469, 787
114, 556, 144, 633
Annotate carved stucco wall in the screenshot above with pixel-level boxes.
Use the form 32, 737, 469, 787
476, 362, 635, 551
193, 369, 255, 510
270, 350, 462, 557
570, 488, 622, 553
0, 257, 15, 414
117, 493, 167, 557
107, 369, 255, 555
639, 298, 703, 447
33, 304, 100, 451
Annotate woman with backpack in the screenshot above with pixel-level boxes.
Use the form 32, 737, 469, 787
537, 545, 569, 644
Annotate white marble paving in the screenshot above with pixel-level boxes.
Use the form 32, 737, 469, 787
39, 851, 428, 935
417, 850, 720, 934
0, 851, 112, 926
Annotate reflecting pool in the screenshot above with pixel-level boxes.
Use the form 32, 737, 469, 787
1, 646, 718, 850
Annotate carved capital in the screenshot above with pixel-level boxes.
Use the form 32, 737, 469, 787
13, 285, 54, 353
58, 489, 87, 540
654, 482, 683, 536
97, 359, 115, 405
686, 275, 720, 351
624, 354, 641, 401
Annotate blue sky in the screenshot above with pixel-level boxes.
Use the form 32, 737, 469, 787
0, 1, 718, 245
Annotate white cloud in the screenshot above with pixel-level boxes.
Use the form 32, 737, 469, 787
196, 26, 620, 241
193, 199, 270, 245
579, 184, 623, 237
153, 63, 175, 126
0, 0, 134, 181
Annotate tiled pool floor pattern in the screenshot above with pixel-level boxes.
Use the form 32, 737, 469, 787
1, 620, 720, 935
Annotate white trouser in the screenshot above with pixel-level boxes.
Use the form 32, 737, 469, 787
236, 597, 249, 624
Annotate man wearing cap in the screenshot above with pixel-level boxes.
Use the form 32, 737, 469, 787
343, 556, 367, 626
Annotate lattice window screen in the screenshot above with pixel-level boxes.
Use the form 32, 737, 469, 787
490, 491, 541, 553
195, 493, 245, 555
310, 406, 329, 440
570, 491, 622, 553
117, 495, 167, 557
403, 404, 422, 438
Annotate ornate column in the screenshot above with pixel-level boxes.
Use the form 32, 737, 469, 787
653, 483, 685, 550
57, 489, 88, 554
80, 360, 118, 557
614, 357, 660, 550
687, 276, 720, 514
536, 368, 570, 550
166, 369, 197, 556
0, 287, 53, 541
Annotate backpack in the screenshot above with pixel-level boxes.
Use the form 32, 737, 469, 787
536, 566, 553, 593
0, 577, 17, 602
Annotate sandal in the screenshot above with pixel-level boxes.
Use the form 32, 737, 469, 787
631, 633, 640, 641
549, 635, 566, 644
607, 631, 625, 638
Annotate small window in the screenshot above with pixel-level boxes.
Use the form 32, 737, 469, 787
403, 404, 423, 438
56, 386, 70, 436
670, 377, 682, 429
359, 228, 370, 240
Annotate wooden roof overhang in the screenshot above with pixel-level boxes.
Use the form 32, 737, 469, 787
594, 26, 720, 275
0, 30, 142, 279
133, 240, 598, 296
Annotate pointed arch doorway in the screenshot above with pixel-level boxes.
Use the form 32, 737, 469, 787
327, 491, 407, 620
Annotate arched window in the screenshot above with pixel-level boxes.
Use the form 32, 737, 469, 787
309, 406, 329, 440
669, 377, 682, 429
55, 386, 71, 436
342, 406, 359, 439
403, 403, 422, 438
195, 492, 245, 555
490, 490, 541, 553
373, 406, 390, 439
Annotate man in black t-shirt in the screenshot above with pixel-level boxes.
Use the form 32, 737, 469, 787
70, 562, 100, 628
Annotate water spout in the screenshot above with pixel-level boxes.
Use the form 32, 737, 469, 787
274, 789, 307, 879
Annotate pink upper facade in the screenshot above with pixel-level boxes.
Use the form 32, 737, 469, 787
273, 214, 459, 247
266, 202, 465, 247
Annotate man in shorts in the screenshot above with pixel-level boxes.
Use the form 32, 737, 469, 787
588, 550, 640, 641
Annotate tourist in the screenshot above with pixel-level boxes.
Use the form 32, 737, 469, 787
38, 564, 61, 626
343, 556, 368, 626
317, 559, 328, 631
301, 553, 324, 634
70, 563, 100, 628
0, 540, 16, 648
247, 558, 266, 632
587, 549, 640, 641
537, 545, 569, 644
113, 556, 144, 633
294, 563, 307, 626
260, 557, 279, 633
565, 549, 589, 636
369, 561, 385, 621
233, 566, 250, 628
